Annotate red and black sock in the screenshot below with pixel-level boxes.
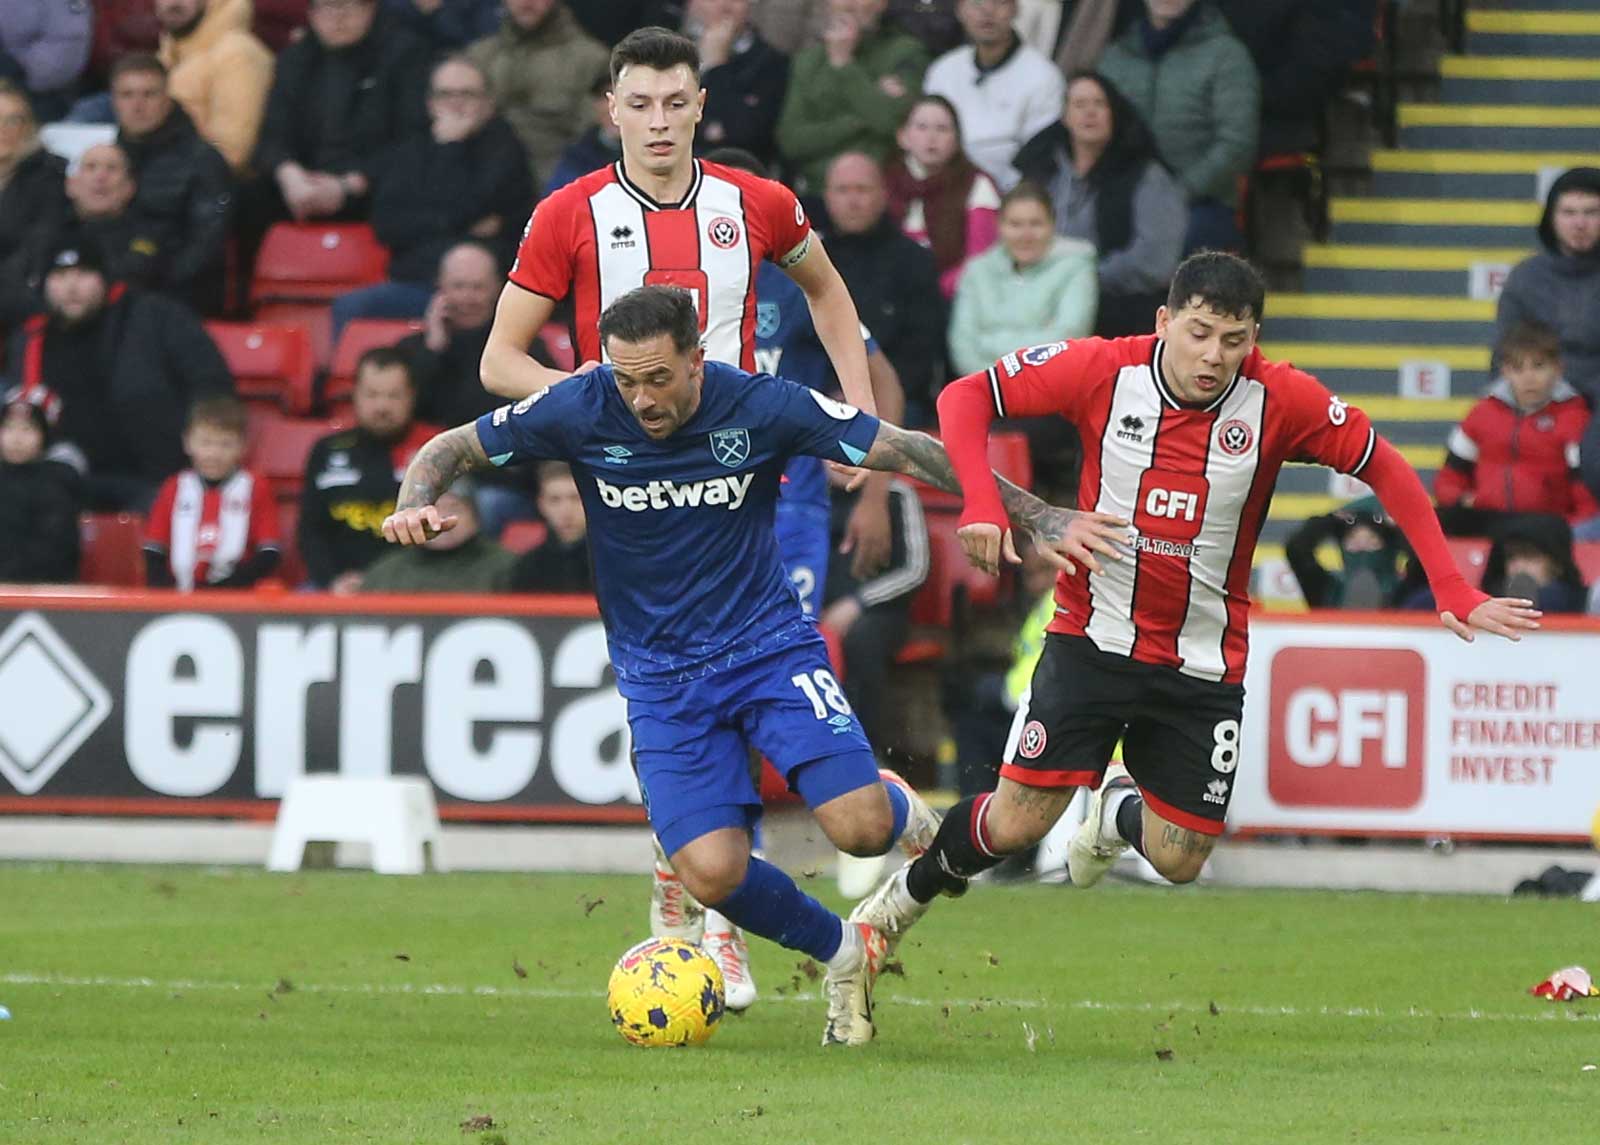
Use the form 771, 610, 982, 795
905, 793, 1007, 904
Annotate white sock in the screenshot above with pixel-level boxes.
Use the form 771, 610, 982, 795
1100, 786, 1139, 847
826, 919, 861, 970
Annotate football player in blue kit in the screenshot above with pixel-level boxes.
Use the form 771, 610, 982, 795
382, 286, 1122, 1045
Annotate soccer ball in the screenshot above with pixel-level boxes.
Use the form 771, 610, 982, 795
607, 937, 726, 1047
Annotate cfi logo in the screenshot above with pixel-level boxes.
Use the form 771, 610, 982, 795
707, 216, 742, 249
1017, 720, 1048, 760
1217, 418, 1255, 456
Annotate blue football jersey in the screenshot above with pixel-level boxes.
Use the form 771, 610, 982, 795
753, 263, 880, 513
475, 362, 880, 693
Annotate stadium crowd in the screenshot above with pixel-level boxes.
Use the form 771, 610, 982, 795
2, 0, 1599, 694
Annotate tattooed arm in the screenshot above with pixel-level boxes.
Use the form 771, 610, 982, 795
382, 424, 494, 545
861, 420, 1129, 577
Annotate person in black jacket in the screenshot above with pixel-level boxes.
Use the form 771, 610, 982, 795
819, 475, 929, 753
250, 0, 431, 225
0, 80, 70, 328
545, 70, 622, 194
508, 461, 592, 593
820, 151, 945, 425
298, 346, 436, 593
330, 55, 535, 337
110, 54, 232, 314
686, 0, 790, 167
1013, 71, 1186, 339
6, 242, 235, 511
1216, 0, 1375, 157
0, 384, 83, 585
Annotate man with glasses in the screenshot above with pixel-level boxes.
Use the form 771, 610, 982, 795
330, 54, 533, 336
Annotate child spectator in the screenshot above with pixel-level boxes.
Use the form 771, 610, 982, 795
885, 94, 1000, 300
143, 397, 282, 590
509, 461, 592, 592
1284, 497, 1409, 610
0, 385, 83, 585
1435, 322, 1598, 526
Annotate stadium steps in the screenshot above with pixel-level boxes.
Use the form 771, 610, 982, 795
1397, 103, 1600, 150
1439, 55, 1600, 104
1266, 293, 1496, 344
1464, 7, 1600, 55
1300, 243, 1532, 294
1327, 196, 1541, 245
1368, 148, 1600, 198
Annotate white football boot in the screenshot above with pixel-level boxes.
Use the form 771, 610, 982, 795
848, 863, 930, 958
821, 921, 889, 1047
1066, 766, 1137, 889
648, 838, 705, 943
700, 909, 758, 1012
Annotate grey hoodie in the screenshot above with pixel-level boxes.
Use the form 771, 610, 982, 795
1496, 166, 1600, 404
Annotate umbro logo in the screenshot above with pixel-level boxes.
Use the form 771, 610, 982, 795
1203, 778, 1229, 805
1116, 414, 1146, 443
602, 445, 632, 465
610, 225, 636, 249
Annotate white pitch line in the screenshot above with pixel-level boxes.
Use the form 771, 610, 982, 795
1, 972, 1593, 1025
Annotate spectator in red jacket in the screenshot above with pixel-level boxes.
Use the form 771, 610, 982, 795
1435, 321, 1598, 527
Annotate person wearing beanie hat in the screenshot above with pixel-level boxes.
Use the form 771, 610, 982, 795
6, 238, 235, 511
0, 384, 83, 584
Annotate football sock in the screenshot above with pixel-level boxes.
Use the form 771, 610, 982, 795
883, 779, 910, 848
1112, 789, 1147, 858
710, 856, 844, 962
905, 793, 1006, 904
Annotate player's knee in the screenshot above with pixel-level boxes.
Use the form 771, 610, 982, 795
673, 852, 749, 906
984, 808, 1047, 855
832, 806, 896, 857
1150, 851, 1206, 885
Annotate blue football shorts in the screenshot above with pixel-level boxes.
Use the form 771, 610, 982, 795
629, 633, 877, 855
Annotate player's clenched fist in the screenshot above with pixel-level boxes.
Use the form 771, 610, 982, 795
382, 505, 458, 546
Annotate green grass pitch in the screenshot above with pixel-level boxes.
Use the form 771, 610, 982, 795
1, 863, 1596, 1143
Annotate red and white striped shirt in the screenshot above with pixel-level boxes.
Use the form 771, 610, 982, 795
982, 336, 1376, 684
145, 469, 281, 590
509, 160, 812, 370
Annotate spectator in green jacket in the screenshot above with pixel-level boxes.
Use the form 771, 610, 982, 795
1097, 0, 1258, 254
947, 180, 1097, 378
361, 479, 519, 593
466, 0, 611, 188
775, 0, 930, 192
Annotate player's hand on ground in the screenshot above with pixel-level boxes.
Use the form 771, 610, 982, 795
382, 506, 458, 546
957, 522, 1020, 576
840, 491, 892, 578
1440, 596, 1542, 643
1028, 509, 1130, 577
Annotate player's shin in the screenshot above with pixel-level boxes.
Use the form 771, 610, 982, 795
709, 855, 849, 964
904, 793, 1009, 904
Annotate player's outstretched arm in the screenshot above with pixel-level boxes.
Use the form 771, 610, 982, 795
382, 424, 493, 546
860, 421, 1128, 577
1358, 434, 1542, 642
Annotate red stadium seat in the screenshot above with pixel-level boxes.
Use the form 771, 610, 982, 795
252, 301, 334, 370
1446, 536, 1491, 589
908, 510, 1004, 630
247, 409, 349, 500
913, 430, 1033, 510
78, 512, 146, 587
251, 223, 388, 304
326, 319, 424, 409
205, 321, 316, 414
500, 520, 549, 554
540, 323, 575, 371
1574, 541, 1600, 586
